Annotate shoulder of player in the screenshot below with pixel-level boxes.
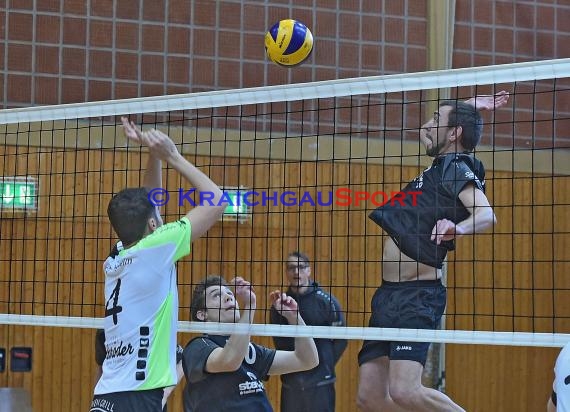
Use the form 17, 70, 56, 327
128, 218, 191, 253
439, 153, 484, 181
444, 153, 483, 170
152, 217, 190, 235
185, 335, 220, 351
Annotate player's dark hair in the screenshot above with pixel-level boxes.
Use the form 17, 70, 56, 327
440, 100, 483, 152
191, 275, 227, 322
288, 251, 310, 266
107, 187, 157, 246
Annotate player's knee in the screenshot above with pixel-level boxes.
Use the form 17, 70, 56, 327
356, 394, 378, 412
356, 387, 387, 412
355, 391, 371, 411
390, 385, 422, 409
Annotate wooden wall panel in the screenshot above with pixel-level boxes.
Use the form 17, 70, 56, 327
446, 345, 560, 412
0, 144, 568, 411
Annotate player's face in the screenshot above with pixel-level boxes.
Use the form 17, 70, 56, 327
420, 105, 454, 157
285, 257, 311, 288
203, 285, 241, 323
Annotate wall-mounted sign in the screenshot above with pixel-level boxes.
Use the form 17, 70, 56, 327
0, 177, 38, 210
220, 187, 251, 223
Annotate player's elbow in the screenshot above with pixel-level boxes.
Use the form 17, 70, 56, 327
308, 353, 319, 370
299, 354, 319, 371
214, 204, 226, 219
476, 207, 496, 231
302, 342, 319, 370
225, 355, 245, 371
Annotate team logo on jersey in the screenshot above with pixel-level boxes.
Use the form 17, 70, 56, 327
105, 256, 133, 273
105, 340, 134, 360
238, 371, 265, 395
413, 165, 432, 189
413, 174, 424, 189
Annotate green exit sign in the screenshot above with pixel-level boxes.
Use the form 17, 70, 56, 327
0, 177, 38, 210
221, 187, 251, 223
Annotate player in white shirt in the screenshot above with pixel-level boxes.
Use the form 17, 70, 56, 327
548, 342, 570, 412
90, 118, 224, 412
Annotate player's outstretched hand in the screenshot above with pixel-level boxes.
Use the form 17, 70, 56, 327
142, 129, 179, 162
121, 117, 179, 161
230, 277, 256, 310
270, 290, 299, 324
431, 218, 467, 244
467, 90, 510, 111
121, 116, 143, 143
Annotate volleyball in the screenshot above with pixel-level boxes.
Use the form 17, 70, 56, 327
265, 19, 313, 67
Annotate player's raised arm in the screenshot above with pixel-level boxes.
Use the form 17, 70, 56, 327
431, 183, 497, 245
267, 291, 319, 375
132, 127, 225, 242
121, 117, 163, 191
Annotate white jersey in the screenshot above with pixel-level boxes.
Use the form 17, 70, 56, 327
554, 342, 570, 412
94, 217, 191, 395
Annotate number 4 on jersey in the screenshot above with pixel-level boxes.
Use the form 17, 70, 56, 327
105, 279, 123, 325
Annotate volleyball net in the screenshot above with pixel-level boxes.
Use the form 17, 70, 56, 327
0, 58, 569, 347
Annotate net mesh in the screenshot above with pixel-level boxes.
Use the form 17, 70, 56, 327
0, 58, 569, 347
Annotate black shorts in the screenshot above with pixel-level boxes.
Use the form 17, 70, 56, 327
358, 279, 446, 366
90, 388, 163, 412
281, 382, 335, 412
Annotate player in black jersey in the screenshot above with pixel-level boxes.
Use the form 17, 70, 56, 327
270, 251, 347, 412
181, 275, 319, 412
356, 91, 510, 412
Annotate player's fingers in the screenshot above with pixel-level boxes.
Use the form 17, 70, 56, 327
146, 129, 162, 146
121, 118, 138, 139
148, 128, 168, 143
138, 134, 152, 148
432, 220, 447, 242
438, 220, 449, 242
231, 276, 245, 285
431, 220, 440, 240
130, 121, 143, 137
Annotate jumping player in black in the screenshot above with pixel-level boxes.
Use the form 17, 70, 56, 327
181, 275, 319, 412
356, 91, 510, 412
270, 251, 347, 412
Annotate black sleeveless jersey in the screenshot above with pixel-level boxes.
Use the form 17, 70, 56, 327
369, 153, 486, 269
182, 334, 276, 412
